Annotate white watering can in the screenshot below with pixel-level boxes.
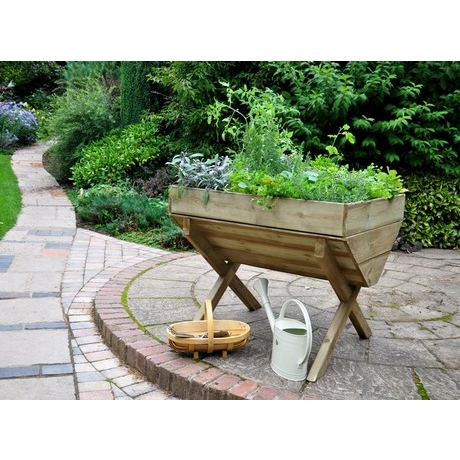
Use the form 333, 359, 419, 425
254, 278, 313, 381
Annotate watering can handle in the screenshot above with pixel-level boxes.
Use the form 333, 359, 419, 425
280, 299, 313, 366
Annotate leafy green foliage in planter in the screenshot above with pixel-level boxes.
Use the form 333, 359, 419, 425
168, 125, 407, 207
401, 174, 460, 249
230, 158, 405, 207
167, 152, 231, 190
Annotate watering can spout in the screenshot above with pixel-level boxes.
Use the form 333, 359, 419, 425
253, 278, 275, 333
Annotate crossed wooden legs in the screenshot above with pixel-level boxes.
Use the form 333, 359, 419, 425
181, 218, 372, 382
307, 238, 372, 381
181, 218, 261, 321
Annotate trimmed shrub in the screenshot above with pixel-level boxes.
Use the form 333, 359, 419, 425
74, 184, 189, 249
75, 185, 161, 231
71, 118, 165, 189
401, 174, 460, 249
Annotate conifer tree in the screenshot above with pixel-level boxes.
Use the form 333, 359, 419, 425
120, 61, 152, 127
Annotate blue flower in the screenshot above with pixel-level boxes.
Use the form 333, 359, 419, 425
0, 100, 38, 147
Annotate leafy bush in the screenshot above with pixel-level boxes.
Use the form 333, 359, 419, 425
71, 117, 166, 188
152, 61, 460, 176
260, 61, 460, 176
44, 77, 120, 182
0, 101, 38, 148
0, 61, 63, 110
74, 184, 189, 249
400, 174, 460, 249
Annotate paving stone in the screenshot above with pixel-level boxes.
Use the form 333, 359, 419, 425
0, 297, 64, 324
303, 359, 420, 400
0, 376, 76, 400
0, 329, 71, 367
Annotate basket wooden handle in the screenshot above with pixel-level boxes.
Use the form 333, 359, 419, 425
204, 299, 214, 353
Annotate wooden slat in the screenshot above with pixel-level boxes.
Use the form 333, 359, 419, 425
174, 214, 396, 288
169, 186, 405, 237
307, 286, 361, 382
345, 221, 403, 264
202, 220, 365, 285
355, 252, 393, 287
344, 195, 406, 236
214, 247, 366, 285
170, 186, 347, 235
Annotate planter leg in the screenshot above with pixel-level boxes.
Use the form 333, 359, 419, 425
193, 262, 240, 320
308, 238, 370, 381
314, 238, 371, 337
307, 286, 360, 382
349, 302, 372, 339
182, 218, 261, 317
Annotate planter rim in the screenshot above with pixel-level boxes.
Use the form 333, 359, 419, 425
169, 184, 405, 206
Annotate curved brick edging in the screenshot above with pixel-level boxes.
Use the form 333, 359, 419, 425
92, 253, 311, 400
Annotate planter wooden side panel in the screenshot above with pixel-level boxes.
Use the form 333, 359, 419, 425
169, 186, 405, 238
343, 197, 405, 236
172, 215, 396, 287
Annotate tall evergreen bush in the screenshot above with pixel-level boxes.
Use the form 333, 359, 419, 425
120, 62, 152, 127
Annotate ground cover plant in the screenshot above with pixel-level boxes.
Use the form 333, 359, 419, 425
0, 149, 21, 239
70, 184, 189, 250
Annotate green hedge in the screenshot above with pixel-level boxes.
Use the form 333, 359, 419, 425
401, 174, 460, 249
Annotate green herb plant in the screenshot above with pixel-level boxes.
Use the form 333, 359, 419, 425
167, 152, 231, 205
169, 123, 407, 208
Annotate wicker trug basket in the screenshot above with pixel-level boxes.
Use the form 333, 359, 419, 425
167, 299, 250, 359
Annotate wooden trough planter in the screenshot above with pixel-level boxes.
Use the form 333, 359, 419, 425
168, 185, 405, 381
